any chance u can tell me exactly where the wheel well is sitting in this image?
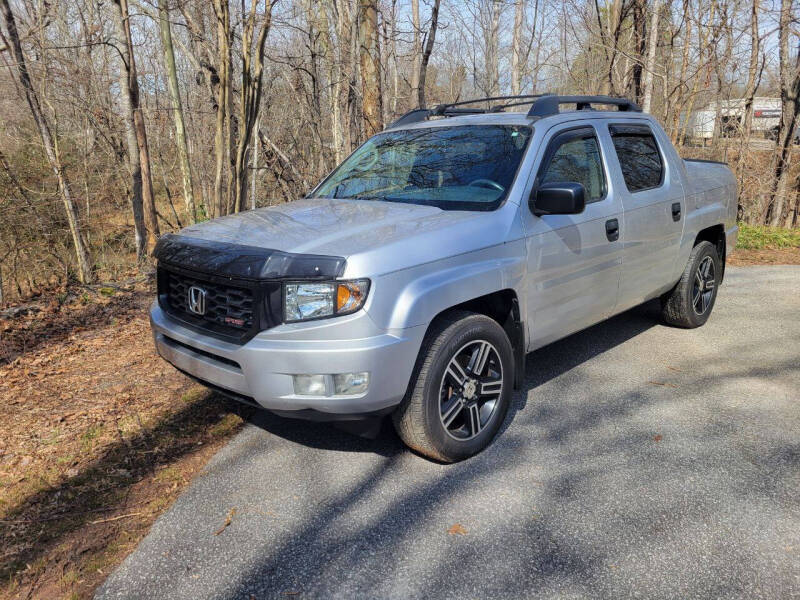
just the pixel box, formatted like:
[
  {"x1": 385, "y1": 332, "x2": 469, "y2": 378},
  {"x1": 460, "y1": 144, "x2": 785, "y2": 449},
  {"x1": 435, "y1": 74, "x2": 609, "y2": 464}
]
[
  {"x1": 694, "y1": 224, "x2": 726, "y2": 280},
  {"x1": 429, "y1": 289, "x2": 525, "y2": 389}
]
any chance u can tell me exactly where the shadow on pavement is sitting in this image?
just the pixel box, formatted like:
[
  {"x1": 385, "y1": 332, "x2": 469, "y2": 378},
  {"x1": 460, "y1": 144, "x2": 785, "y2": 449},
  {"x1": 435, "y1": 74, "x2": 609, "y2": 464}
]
[{"x1": 246, "y1": 299, "x2": 664, "y2": 452}]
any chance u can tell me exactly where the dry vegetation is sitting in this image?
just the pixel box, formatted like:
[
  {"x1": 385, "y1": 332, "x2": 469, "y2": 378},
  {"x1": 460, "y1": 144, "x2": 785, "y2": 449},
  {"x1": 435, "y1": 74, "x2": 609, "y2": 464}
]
[
  {"x1": 0, "y1": 0, "x2": 799, "y2": 304},
  {"x1": 0, "y1": 282, "x2": 252, "y2": 599}
]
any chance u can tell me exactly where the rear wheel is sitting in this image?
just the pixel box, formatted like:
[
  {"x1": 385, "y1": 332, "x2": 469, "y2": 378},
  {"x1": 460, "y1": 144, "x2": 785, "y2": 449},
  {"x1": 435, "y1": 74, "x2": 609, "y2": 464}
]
[
  {"x1": 392, "y1": 311, "x2": 513, "y2": 462},
  {"x1": 661, "y1": 241, "x2": 721, "y2": 328}
]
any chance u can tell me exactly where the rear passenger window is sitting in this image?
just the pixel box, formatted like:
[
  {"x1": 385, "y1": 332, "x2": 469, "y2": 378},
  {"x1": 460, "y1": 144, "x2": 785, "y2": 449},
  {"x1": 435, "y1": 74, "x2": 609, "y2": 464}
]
[
  {"x1": 609, "y1": 125, "x2": 664, "y2": 192},
  {"x1": 539, "y1": 128, "x2": 606, "y2": 202}
]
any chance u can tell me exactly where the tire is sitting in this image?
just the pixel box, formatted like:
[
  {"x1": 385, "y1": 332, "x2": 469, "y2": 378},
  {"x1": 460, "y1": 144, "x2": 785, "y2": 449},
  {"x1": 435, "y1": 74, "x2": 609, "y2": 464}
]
[
  {"x1": 392, "y1": 311, "x2": 514, "y2": 463},
  {"x1": 661, "y1": 241, "x2": 721, "y2": 328}
]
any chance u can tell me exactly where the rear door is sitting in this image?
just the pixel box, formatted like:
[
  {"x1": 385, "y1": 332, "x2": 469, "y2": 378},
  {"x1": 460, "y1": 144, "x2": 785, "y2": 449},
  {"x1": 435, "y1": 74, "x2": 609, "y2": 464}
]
[
  {"x1": 604, "y1": 121, "x2": 686, "y2": 311},
  {"x1": 520, "y1": 121, "x2": 624, "y2": 350}
]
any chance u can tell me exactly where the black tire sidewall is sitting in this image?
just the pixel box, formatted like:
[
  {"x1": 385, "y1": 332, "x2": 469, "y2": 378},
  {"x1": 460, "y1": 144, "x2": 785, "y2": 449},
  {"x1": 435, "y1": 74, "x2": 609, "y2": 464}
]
[
  {"x1": 421, "y1": 317, "x2": 514, "y2": 462},
  {"x1": 683, "y1": 242, "x2": 721, "y2": 327}
]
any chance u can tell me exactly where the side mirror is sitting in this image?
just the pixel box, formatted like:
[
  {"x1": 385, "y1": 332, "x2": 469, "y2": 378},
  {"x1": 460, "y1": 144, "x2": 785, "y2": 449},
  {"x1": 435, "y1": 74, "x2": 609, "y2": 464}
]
[{"x1": 530, "y1": 182, "x2": 586, "y2": 216}]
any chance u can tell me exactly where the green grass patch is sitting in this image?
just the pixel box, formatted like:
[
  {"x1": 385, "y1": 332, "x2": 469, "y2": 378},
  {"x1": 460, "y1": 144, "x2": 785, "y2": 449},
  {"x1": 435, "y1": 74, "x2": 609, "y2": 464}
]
[
  {"x1": 209, "y1": 413, "x2": 244, "y2": 438},
  {"x1": 736, "y1": 224, "x2": 800, "y2": 250},
  {"x1": 80, "y1": 424, "x2": 105, "y2": 452}
]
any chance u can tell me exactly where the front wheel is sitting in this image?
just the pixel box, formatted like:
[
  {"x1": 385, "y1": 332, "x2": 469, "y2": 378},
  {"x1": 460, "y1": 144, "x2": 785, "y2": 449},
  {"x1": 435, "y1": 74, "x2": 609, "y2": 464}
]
[
  {"x1": 392, "y1": 311, "x2": 514, "y2": 462},
  {"x1": 661, "y1": 241, "x2": 721, "y2": 328}
]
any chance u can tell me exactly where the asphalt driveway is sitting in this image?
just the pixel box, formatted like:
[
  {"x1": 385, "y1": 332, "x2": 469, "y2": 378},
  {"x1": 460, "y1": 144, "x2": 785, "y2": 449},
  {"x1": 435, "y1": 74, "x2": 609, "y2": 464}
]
[{"x1": 96, "y1": 266, "x2": 800, "y2": 600}]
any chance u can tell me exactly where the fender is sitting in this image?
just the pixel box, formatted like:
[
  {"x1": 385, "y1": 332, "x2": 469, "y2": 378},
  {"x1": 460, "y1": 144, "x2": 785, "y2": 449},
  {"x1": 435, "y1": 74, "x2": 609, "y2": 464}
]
[{"x1": 367, "y1": 240, "x2": 527, "y2": 331}]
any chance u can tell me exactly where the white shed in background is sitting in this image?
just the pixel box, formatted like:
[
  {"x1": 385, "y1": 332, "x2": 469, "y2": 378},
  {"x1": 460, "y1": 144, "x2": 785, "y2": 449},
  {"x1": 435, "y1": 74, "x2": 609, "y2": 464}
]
[{"x1": 683, "y1": 98, "x2": 782, "y2": 141}]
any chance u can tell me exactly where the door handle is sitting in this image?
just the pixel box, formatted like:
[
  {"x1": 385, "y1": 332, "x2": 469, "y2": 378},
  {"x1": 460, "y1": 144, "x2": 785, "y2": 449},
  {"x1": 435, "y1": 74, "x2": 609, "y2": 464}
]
[
  {"x1": 605, "y1": 218, "x2": 619, "y2": 242},
  {"x1": 672, "y1": 202, "x2": 682, "y2": 221}
]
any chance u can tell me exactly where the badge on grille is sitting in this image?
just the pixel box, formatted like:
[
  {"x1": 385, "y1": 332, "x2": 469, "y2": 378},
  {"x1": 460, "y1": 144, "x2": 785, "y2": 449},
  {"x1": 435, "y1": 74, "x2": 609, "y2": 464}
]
[{"x1": 187, "y1": 286, "x2": 207, "y2": 315}]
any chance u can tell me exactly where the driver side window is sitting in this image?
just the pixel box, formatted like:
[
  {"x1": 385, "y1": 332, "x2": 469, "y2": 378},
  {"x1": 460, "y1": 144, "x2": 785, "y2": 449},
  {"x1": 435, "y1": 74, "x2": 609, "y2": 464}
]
[{"x1": 539, "y1": 128, "x2": 606, "y2": 202}]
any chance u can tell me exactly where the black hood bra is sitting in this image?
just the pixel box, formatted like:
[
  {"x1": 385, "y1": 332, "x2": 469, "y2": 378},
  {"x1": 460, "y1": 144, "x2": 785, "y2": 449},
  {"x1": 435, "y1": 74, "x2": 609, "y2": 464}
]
[{"x1": 153, "y1": 234, "x2": 347, "y2": 280}]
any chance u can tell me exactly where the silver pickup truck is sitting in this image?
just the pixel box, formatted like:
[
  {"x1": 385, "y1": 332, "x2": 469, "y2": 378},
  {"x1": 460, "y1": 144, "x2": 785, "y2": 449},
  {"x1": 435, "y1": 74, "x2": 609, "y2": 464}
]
[{"x1": 150, "y1": 95, "x2": 737, "y2": 462}]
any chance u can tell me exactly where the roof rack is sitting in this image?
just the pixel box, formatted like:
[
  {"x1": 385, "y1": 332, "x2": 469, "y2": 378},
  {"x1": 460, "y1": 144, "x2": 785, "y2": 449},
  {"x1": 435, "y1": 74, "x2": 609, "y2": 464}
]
[
  {"x1": 527, "y1": 95, "x2": 642, "y2": 117},
  {"x1": 385, "y1": 94, "x2": 641, "y2": 129},
  {"x1": 386, "y1": 95, "x2": 550, "y2": 129}
]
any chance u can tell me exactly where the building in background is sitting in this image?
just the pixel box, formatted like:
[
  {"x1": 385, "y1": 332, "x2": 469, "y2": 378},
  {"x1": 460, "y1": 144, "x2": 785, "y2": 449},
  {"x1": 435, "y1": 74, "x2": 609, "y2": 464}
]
[{"x1": 684, "y1": 98, "x2": 784, "y2": 143}]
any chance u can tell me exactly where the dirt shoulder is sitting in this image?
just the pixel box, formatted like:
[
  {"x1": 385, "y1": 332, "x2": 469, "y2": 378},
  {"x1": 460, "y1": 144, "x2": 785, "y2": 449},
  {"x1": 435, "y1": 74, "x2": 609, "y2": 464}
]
[
  {"x1": 727, "y1": 246, "x2": 800, "y2": 266},
  {"x1": 0, "y1": 283, "x2": 252, "y2": 599}
]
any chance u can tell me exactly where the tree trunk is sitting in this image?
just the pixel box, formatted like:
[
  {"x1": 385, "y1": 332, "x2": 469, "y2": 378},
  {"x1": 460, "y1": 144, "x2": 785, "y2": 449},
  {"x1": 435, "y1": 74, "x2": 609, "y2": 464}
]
[
  {"x1": 484, "y1": 0, "x2": 501, "y2": 97},
  {"x1": 765, "y1": 0, "x2": 800, "y2": 226},
  {"x1": 114, "y1": 0, "x2": 159, "y2": 246},
  {"x1": 212, "y1": 0, "x2": 232, "y2": 217},
  {"x1": 641, "y1": 0, "x2": 659, "y2": 113},
  {"x1": 631, "y1": 0, "x2": 646, "y2": 104},
  {"x1": 158, "y1": 0, "x2": 199, "y2": 222},
  {"x1": 736, "y1": 0, "x2": 760, "y2": 217},
  {"x1": 233, "y1": 0, "x2": 274, "y2": 214},
  {"x1": 417, "y1": 0, "x2": 441, "y2": 108},
  {"x1": 359, "y1": 0, "x2": 383, "y2": 136},
  {"x1": 111, "y1": 0, "x2": 148, "y2": 259},
  {"x1": 0, "y1": 0, "x2": 93, "y2": 283},
  {"x1": 670, "y1": 0, "x2": 691, "y2": 144},
  {"x1": 251, "y1": 112, "x2": 260, "y2": 211},
  {"x1": 389, "y1": 0, "x2": 399, "y2": 115},
  {"x1": 411, "y1": 0, "x2": 421, "y2": 107},
  {"x1": 511, "y1": 0, "x2": 525, "y2": 96},
  {"x1": 605, "y1": 0, "x2": 622, "y2": 95}
]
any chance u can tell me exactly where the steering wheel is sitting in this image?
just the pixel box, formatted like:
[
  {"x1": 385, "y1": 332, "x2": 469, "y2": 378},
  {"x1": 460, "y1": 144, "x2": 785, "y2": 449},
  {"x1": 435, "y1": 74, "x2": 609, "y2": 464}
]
[{"x1": 468, "y1": 178, "x2": 505, "y2": 192}]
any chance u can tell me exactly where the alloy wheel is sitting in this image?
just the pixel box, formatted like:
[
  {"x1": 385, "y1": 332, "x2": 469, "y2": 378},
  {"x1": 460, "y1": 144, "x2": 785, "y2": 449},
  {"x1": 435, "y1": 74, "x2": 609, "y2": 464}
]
[
  {"x1": 438, "y1": 340, "x2": 503, "y2": 441},
  {"x1": 692, "y1": 255, "x2": 716, "y2": 315}
]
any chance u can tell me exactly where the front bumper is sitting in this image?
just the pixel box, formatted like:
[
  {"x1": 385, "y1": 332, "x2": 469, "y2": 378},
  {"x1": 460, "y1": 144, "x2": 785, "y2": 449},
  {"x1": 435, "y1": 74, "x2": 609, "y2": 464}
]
[{"x1": 150, "y1": 303, "x2": 425, "y2": 419}]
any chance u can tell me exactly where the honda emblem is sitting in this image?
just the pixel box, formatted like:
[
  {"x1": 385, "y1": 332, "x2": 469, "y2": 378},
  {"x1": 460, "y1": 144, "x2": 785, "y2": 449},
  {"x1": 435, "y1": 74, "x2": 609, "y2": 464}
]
[{"x1": 187, "y1": 286, "x2": 207, "y2": 315}]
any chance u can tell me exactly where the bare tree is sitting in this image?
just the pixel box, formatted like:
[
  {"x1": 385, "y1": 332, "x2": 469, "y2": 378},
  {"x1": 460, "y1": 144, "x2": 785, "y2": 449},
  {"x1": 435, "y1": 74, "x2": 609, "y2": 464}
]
[
  {"x1": 359, "y1": 0, "x2": 383, "y2": 136},
  {"x1": 411, "y1": 0, "x2": 421, "y2": 105},
  {"x1": 212, "y1": 0, "x2": 233, "y2": 217},
  {"x1": 112, "y1": 0, "x2": 148, "y2": 258},
  {"x1": 765, "y1": 0, "x2": 800, "y2": 226},
  {"x1": 418, "y1": 0, "x2": 441, "y2": 108},
  {"x1": 736, "y1": 0, "x2": 761, "y2": 207},
  {"x1": 0, "y1": 0, "x2": 93, "y2": 282},
  {"x1": 484, "y1": 0, "x2": 502, "y2": 97},
  {"x1": 641, "y1": 0, "x2": 659, "y2": 113},
  {"x1": 511, "y1": 0, "x2": 526, "y2": 96},
  {"x1": 233, "y1": 0, "x2": 276, "y2": 213},
  {"x1": 112, "y1": 0, "x2": 159, "y2": 247},
  {"x1": 158, "y1": 0, "x2": 199, "y2": 222}
]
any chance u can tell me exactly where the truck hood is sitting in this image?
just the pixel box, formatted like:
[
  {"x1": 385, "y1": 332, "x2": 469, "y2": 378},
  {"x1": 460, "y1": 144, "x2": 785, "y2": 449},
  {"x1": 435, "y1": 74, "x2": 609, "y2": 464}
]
[{"x1": 173, "y1": 198, "x2": 494, "y2": 274}]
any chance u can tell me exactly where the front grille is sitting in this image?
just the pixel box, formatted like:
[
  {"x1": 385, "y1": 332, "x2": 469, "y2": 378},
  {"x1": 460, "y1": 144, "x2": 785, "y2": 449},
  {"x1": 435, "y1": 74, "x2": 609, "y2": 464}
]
[
  {"x1": 167, "y1": 272, "x2": 254, "y2": 330},
  {"x1": 157, "y1": 266, "x2": 282, "y2": 343}
]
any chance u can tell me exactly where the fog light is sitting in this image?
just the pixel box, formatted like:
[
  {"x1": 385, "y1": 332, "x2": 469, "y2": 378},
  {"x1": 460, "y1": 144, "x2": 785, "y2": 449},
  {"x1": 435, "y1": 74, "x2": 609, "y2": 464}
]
[
  {"x1": 333, "y1": 372, "x2": 369, "y2": 395},
  {"x1": 293, "y1": 374, "x2": 326, "y2": 396}
]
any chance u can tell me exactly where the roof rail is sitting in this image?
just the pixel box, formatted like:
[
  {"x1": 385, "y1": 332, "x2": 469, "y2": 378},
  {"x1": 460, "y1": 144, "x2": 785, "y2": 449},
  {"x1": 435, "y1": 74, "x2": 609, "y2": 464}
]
[
  {"x1": 384, "y1": 94, "x2": 642, "y2": 130},
  {"x1": 528, "y1": 95, "x2": 642, "y2": 118},
  {"x1": 385, "y1": 94, "x2": 551, "y2": 129},
  {"x1": 431, "y1": 94, "x2": 548, "y2": 115}
]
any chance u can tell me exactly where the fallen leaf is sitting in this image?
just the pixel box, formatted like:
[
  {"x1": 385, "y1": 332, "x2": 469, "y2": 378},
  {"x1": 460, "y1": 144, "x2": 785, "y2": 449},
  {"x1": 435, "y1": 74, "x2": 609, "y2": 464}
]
[
  {"x1": 648, "y1": 381, "x2": 679, "y2": 388},
  {"x1": 653, "y1": 434, "x2": 663, "y2": 442},
  {"x1": 448, "y1": 523, "x2": 468, "y2": 535},
  {"x1": 214, "y1": 508, "x2": 237, "y2": 536}
]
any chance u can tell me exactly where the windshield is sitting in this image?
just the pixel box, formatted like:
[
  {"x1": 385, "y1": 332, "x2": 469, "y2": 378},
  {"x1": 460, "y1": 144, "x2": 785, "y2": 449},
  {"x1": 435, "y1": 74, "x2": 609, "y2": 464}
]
[{"x1": 313, "y1": 125, "x2": 532, "y2": 211}]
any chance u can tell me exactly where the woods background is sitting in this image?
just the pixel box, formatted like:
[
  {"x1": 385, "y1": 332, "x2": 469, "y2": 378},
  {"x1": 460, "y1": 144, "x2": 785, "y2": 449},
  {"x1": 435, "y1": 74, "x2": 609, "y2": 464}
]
[{"x1": 0, "y1": 0, "x2": 798, "y2": 303}]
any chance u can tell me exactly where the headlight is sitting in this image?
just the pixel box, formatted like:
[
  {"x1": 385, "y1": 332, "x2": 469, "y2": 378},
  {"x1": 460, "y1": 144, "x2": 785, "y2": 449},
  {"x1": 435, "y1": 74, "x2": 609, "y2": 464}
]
[{"x1": 284, "y1": 279, "x2": 370, "y2": 322}]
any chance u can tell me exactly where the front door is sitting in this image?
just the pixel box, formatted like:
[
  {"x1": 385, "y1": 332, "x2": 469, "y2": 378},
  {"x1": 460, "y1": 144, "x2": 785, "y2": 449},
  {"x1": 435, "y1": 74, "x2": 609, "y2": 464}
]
[{"x1": 520, "y1": 122, "x2": 624, "y2": 350}]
